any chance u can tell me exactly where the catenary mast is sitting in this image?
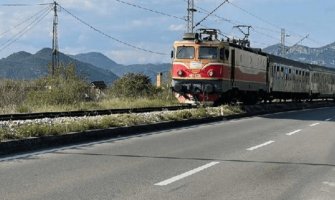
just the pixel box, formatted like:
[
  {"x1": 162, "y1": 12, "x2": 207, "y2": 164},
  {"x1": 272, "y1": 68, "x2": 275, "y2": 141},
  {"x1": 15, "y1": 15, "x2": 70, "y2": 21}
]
[
  {"x1": 187, "y1": 0, "x2": 196, "y2": 33},
  {"x1": 52, "y1": 1, "x2": 59, "y2": 76}
]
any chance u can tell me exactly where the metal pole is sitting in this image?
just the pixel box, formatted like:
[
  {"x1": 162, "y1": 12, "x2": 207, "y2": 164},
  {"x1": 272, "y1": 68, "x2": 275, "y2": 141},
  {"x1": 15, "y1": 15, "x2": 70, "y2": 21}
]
[
  {"x1": 187, "y1": 0, "x2": 196, "y2": 33},
  {"x1": 52, "y1": 1, "x2": 59, "y2": 76}
]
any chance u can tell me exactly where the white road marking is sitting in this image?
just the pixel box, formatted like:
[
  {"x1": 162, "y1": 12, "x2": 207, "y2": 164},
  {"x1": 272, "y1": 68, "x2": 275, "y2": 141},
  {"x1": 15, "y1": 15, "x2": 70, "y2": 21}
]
[
  {"x1": 325, "y1": 118, "x2": 332, "y2": 121},
  {"x1": 323, "y1": 182, "x2": 335, "y2": 187},
  {"x1": 154, "y1": 162, "x2": 220, "y2": 186},
  {"x1": 309, "y1": 123, "x2": 320, "y2": 127},
  {"x1": 247, "y1": 140, "x2": 275, "y2": 151},
  {"x1": 286, "y1": 129, "x2": 302, "y2": 136}
]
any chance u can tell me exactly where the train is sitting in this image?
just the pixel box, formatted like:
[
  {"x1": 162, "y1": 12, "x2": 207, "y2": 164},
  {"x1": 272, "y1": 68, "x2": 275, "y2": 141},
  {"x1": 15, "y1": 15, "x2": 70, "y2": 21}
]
[{"x1": 171, "y1": 29, "x2": 335, "y2": 105}]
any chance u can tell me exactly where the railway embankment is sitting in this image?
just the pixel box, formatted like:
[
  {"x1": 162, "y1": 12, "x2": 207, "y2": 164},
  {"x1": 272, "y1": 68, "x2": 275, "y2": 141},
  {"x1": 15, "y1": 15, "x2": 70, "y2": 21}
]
[{"x1": 0, "y1": 101, "x2": 334, "y2": 156}]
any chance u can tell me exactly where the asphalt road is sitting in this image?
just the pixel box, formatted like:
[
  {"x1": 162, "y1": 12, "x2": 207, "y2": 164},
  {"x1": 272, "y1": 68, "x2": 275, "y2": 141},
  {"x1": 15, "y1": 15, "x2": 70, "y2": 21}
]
[{"x1": 1, "y1": 107, "x2": 335, "y2": 200}]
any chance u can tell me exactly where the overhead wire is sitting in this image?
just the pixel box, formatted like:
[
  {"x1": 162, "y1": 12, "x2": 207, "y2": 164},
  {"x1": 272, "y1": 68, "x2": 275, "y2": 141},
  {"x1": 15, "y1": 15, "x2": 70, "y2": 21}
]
[
  {"x1": 0, "y1": 3, "x2": 51, "y2": 6},
  {"x1": 193, "y1": 0, "x2": 228, "y2": 28},
  {"x1": 58, "y1": 4, "x2": 168, "y2": 56},
  {"x1": 226, "y1": 0, "x2": 322, "y2": 46},
  {"x1": 0, "y1": 6, "x2": 52, "y2": 52},
  {"x1": 0, "y1": 5, "x2": 52, "y2": 38},
  {"x1": 192, "y1": 1, "x2": 281, "y2": 44},
  {"x1": 114, "y1": 0, "x2": 186, "y2": 21}
]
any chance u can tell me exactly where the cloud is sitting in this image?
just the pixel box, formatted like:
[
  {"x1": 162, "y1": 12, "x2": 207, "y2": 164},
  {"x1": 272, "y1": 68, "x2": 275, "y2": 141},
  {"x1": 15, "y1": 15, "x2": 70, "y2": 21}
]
[
  {"x1": 107, "y1": 49, "x2": 170, "y2": 65},
  {"x1": 169, "y1": 24, "x2": 185, "y2": 32}
]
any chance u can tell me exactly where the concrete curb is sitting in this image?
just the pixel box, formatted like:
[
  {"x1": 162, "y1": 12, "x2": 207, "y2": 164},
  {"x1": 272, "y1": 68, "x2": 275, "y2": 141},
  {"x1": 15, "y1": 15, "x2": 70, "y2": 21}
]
[{"x1": 1, "y1": 102, "x2": 334, "y2": 156}]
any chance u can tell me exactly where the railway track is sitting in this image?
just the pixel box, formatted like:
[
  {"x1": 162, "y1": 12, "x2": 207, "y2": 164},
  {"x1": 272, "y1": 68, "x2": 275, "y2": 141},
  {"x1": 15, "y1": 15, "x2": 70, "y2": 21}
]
[
  {"x1": 1, "y1": 100, "x2": 333, "y2": 122},
  {"x1": 0, "y1": 105, "x2": 193, "y2": 121}
]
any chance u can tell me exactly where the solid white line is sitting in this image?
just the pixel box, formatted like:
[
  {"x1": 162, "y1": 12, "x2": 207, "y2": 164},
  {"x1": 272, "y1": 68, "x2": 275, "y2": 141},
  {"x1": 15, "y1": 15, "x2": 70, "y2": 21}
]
[
  {"x1": 325, "y1": 118, "x2": 332, "y2": 121},
  {"x1": 286, "y1": 129, "x2": 302, "y2": 136},
  {"x1": 309, "y1": 123, "x2": 320, "y2": 127},
  {"x1": 247, "y1": 140, "x2": 275, "y2": 151},
  {"x1": 154, "y1": 162, "x2": 220, "y2": 186}
]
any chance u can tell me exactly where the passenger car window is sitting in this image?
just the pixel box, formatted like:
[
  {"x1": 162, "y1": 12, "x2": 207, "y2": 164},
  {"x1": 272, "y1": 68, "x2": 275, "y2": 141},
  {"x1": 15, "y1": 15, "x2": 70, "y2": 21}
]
[{"x1": 176, "y1": 46, "x2": 195, "y2": 59}]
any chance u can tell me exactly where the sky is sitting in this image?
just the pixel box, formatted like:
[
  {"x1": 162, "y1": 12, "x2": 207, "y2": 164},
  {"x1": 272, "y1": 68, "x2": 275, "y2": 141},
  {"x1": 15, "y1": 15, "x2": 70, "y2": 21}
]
[{"x1": 0, "y1": 0, "x2": 334, "y2": 65}]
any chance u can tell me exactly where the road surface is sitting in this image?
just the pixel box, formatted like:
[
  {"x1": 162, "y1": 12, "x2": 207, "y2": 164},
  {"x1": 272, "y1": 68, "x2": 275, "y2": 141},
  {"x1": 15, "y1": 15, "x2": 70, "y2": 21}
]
[{"x1": 1, "y1": 107, "x2": 335, "y2": 200}]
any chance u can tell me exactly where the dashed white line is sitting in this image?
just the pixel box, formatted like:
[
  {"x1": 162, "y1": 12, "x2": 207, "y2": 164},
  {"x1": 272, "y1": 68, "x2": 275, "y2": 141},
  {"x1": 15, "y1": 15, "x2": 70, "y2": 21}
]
[
  {"x1": 323, "y1": 181, "x2": 335, "y2": 187},
  {"x1": 247, "y1": 140, "x2": 275, "y2": 151},
  {"x1": 309, "y1": 123, "x2": 320, "y2": 127},
  {"x1": 154, "y1": 161, "x2": 220, "y2": 186},
  {"x1": 286, "y1": 129, "x2": 302, "y2": 136}
]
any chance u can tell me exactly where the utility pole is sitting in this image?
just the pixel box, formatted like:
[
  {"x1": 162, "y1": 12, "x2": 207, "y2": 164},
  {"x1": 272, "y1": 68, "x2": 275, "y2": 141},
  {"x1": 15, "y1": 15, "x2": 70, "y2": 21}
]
[
  {"x1": 187, "y1": 0, "x2": 196, "y2": 33},
  {"x1": 52, "y1": 1, "x2": 59, "y2": 76},
  {"x1": 281, "y1": 28, "x2": 289, "y2": 57}
]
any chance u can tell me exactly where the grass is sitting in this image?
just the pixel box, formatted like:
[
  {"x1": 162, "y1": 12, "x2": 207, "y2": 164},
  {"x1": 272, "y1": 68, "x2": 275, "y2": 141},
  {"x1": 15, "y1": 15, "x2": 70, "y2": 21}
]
[
  {"x1": 0, "y1": 106, "x2": 243, "y2": 142},
  {"x1": 0, "y1": 73, "x2": 243, "y2": 142}
]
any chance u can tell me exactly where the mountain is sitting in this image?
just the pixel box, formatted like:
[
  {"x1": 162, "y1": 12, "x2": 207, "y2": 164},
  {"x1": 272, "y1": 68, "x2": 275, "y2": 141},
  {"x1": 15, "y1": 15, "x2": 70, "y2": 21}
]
[
  {"x1": 0, "y1": 48, "x2": 118, "y2": 84},
  {"x1": 72, "y1": 52, "x2": 171, "y2": 82},
  {"x1": 71, "y1": 52, "x2": 120, "y2": 71},
  {"x1": 263, "y1": 43, "x2": 335, "y2": 68},
  {"x1": 8, "y1": 41, "x2": 335, "y2": 85}
]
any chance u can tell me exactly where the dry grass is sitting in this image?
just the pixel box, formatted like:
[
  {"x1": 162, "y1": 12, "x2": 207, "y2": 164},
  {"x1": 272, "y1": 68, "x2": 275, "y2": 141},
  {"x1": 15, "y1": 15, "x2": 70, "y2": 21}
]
[{"x1": 0, "y1": 106, "x2": 243, "y2": 142}]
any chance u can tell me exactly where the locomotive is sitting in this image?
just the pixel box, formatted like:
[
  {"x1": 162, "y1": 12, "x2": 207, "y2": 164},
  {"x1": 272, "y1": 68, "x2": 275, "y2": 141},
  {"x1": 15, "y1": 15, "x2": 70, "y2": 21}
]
[{"x1": 171, "y1": 29, "x2": 335, "y2": 105}]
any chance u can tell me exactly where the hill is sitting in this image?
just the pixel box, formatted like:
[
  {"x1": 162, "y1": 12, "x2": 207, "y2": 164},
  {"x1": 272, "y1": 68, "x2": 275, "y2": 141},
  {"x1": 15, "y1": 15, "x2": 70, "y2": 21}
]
[
  {"x1": 0, "y1": 48, "x2": 119, "y2": 84},
  {"x1": 71, "y1": 52, "x2": 170, "y2": 82},
  {"x1": 263, "y1": 42, "x2": 335, "y2": 68}
]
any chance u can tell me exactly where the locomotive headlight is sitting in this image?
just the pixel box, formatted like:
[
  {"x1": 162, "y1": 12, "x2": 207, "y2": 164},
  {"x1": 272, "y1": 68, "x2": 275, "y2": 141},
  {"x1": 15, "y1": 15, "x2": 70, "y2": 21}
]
[
  {"x1": 177, "y1": 70, "x2": 184, "y2": 77},
  {"x1": 208, "y1": 70, "x2": 214, "y2": 77}
]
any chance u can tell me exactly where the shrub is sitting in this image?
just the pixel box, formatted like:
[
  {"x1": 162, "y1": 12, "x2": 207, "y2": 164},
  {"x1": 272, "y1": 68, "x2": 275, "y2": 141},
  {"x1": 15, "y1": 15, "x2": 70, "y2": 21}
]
[
  {"x1": 109, "y1": 73, "x2": 155, "y2": 98},
  {"x1": 0, "y1": 79, "x2": 33, "y2": 108},
  {"x1": 26, "y1": 63, "x2": 91, "y2": 106}
]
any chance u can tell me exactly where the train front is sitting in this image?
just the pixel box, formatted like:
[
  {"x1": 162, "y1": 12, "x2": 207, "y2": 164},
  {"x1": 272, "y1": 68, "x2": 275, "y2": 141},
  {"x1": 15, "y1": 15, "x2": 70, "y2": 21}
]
[{"x1": 171, "y1": 29, "x2": 229, "y2": 105}]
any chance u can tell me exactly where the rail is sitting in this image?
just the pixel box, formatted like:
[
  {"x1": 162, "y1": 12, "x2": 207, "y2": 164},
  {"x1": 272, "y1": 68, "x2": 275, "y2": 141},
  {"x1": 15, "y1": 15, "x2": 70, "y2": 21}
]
[{"x1": 0, "y1": 105, "x2": 193, "y2": 121}]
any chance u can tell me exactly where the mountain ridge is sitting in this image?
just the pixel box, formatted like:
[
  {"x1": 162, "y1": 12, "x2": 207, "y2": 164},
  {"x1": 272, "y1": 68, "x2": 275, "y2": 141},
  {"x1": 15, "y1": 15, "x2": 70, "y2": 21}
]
[
  {"x1": 1, "y1": 42, "x2": 335, "y2": 83},
  {"x1": 0, "y1": 48, "x2": 119, "y2": 84}
]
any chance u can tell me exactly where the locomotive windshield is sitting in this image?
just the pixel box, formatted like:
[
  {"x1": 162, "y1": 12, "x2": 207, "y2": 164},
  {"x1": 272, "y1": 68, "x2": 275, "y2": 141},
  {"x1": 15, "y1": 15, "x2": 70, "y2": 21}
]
[
  {"x1": 199, "y1": 47, "x2": 218, "y2": 59},
  {"x1": 176, "y1": 46, "x2": 194, "y2": 59}
]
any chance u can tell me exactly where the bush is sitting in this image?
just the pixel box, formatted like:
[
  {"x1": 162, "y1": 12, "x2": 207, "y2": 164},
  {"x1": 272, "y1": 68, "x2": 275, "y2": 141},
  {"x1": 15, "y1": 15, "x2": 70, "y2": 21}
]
[
  {"x1": 109, "y1": 73, "x2": 155, "y2": 98},
  {"x1": 26, "y1": 63, "x2": 91, "y2": 106},
  {"x1": 0, "y1": 79, "x2": 33, "y2": 108}
]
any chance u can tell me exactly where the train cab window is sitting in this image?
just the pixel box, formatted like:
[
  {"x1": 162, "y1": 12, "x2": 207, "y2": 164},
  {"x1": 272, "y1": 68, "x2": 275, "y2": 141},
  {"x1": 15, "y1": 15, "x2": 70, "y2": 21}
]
[
  {"x1": 176, "y1": 46, "x2": 195, "y2": 59},
  {"x1": 220, "y1": 48, "x2": 230, "y2": 60},
  {"x1": 289, "y1": 69, "x2": 292, "y2": 74},
  {"x1": 199, "y1": 47, "x2": 218, "y2": 59}
]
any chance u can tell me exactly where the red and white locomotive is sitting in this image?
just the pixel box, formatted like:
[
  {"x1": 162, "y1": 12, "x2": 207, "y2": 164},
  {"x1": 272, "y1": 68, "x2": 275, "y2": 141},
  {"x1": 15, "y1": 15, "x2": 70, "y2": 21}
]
[{"x1": 171, "y1": 29, "x2": 335, "y2": 105}]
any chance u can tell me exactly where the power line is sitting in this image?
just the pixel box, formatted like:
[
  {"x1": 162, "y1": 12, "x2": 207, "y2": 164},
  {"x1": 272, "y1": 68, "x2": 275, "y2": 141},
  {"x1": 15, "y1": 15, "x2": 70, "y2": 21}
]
[
  {"x1": 0, "y1": 5, "x2": 51, "y2": 38},
  {"x1": 226, "y1": 0, "x2": 323, "y2": 46},
  {"x1": 58, "y1": 4, "x2": 168, "y2": 56},
  {"x1": 114, "y1": 0, "x2": 186, "y2": 21},
  {"x1": 190, "y1": 1, "x2": 281, "y2": 44},
  {"x1": 227, "y1": 1, "x2": 280, "y2": 30},
  {"x1": 0, "y1": 7, "x2": 52, "y2": 52},
  {"x1": 0, "y1": 3, "x2": 51, "y2": 6},
  {"x1": 193, "y1": 0, "x2": 228, "y2": 28}
]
